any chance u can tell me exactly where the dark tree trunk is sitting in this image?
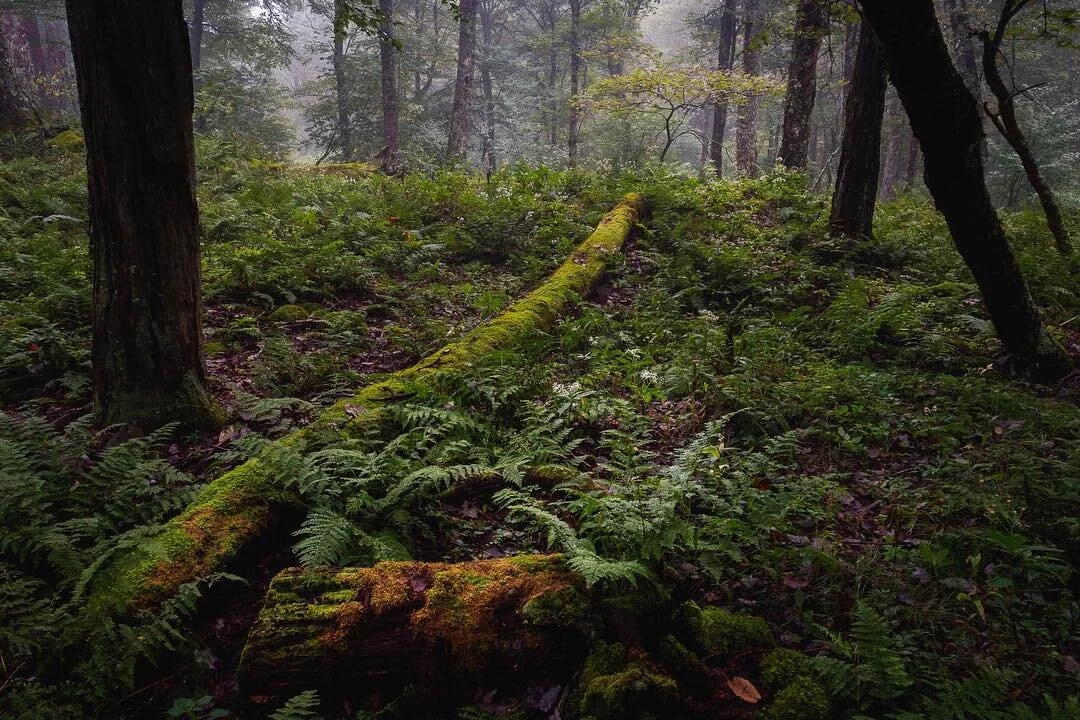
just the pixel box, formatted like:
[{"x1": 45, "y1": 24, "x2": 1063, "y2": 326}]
[
  {"x1": 65, "y1": 0, "x2": 219, "y2": 429},
  {"x1": 710, "y1": 0, "x2": 737, "y2": 177},
  {"x1": 480, "y1": 2, "x2": 497, "y2": 176},
  {"x1": 332, "y1": 0, "x2": 351, "y2": 161},
  {"x1": 903, "y1": 131, "x2": 919, "y2": 190},
  {"x1": 829, "y1": 20, "x2": 887, "y2": 239},
  {"x1": 979, "y1": 20, "x2": 1071, "y2": 256},
  {"x1": 735, "y1": 0, "x2": 760, "y2": 177},
  {"x1": 861, "y1": 0, "x2": 1070, "y2": 380},
  {"x1": 0, "y1": 32, "x2": 27, "y2": 130},
  {"x1": 379, "y1": 0, "x2": 400, "y2": 174},
  {"x1": 779, "y1": 0, "x2": 827, "y2": 170},
  {"x1": 567, "y1": 0, "x2": 581, "y2": 167},
  {"x1": 448, "y1": 0, "x2": 478, "y2": 162},
  {"x1": 190, "y1": 0, "x2": 205, "y2": 71}
]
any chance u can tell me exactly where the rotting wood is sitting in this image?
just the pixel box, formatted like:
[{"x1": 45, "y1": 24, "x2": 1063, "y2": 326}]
[{"x1": 78, "y1": 194, "x2": 646, "y2": 622}]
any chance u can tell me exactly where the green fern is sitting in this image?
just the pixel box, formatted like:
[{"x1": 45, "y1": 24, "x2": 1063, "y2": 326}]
[{"x1": 269, "y1": 689, "x2": 322, "y2": 720}]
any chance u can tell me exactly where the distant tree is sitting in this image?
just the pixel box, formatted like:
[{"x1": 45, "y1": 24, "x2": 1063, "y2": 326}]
[
  {"x1": 66, "y1": 0, "x2": 220, "y2": 429},
  {"x1": 333, "y1": 0, "x2": 353, "y2": 159},
  {"x1": 567, "y1": 0, "x2": 582, "y2": 166},
  {"x1": 0, "y1": 27, "x2": 28, "y2": 129},
  {"x1": 379, "y1": 0, "x2": 400, "y2": 172},
  {"x1": 584, "y1": 59, "x2": 777, "y2": 163},
  {"x1": 979, "y1": 0, "x2": 1071, "y2": 256},
  {"x1": 709, "y1": 0, "x2": 737, "y2": 176},
  {"x1": 861, "y1": 0, "x2": 1071, "y2": 380},
  {"x1": 734, "y1": 0, "x2": 760, "y2": 177},
  {"x1": 778, "y1": 0, "x2": 828, "y2": 170},
  {"x1": 829, "y1": 18, "x2": 886, "y2": 239},
  {"x1": 448, "y1": 0, "x2": 478, "y2": 162}
]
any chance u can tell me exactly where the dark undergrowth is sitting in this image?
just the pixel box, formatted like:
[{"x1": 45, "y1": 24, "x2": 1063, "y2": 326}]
[{"x1": 1, "y1": 136, "x2": 1078, "y2": 719}]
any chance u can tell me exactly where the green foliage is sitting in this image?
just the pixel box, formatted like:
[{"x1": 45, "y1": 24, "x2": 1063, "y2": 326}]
[{"x1": 269, "y1": 689, "x2": 322, "y2": 720}]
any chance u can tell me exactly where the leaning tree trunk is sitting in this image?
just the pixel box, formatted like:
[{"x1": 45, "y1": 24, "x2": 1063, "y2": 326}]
[
  {"x1": 861, "y1": 0, "x2": 1071, "y2": 380},
  {"x1": 779, "y1": 0, "x2": 827, "y2": 170},
  {"x1": 735, "y1": 0, "x2": 760, "y2": 178},
  {"x1": 979, "y1": 31, "x2": 1071, "y2": 256},
  {"x1": 448, "y1": 0, "x2": 479, "y2": 163},
  {"x1": 710, "y1": 0, "x2": 737, "y2": 177},
  {"x1": 946, "y1": 0, "x2": 980, "y2": 99},
  {"x1": 65, "y1": 0, "x2": 219, "y2": 429},
  {"x1": 480, "y1": 1, "x2": 497, "y2": 176},
  {"x1": 379, "y1": 0, "x2": 400, "y2": 174},
  {"x1": 239, "y1": 556, "x2": 589, "y2": 702},
  {"x1": 332, "y1": 0, "x2": 352, "y2": 161},
  {"x1": 829, "y1": 19, "x2": 887, "y2": 239},
  {"x1": 567, "y1": 0, "x2": 581, "y2": 167}
]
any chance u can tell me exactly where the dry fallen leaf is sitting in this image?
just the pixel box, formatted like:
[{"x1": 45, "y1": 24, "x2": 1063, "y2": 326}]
[{"x1": 727, "y1": 676, "x2": 761, "y2": 703}]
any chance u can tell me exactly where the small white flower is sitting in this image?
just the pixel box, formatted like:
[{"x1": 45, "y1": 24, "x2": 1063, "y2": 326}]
[{"x1": 639, "y1": 368, "x2": 659, "y2": 383}]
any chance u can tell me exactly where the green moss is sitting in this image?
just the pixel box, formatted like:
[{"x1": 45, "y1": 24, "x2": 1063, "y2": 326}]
[
  {"x1": 582, "y1": 664, "x2": 677, "y2": 719},
  {"x1": 678, "y1": 602, "x2": 773, "y2": 656},
  {"x1": 655, "y1": 634, "x2": 707, "y2": 683},
  {"x1": 762, "y1": 675, "x2": 829, "y2": 720},
  {"x1": 267, "y1": 304, "x2": 310, "y2": 322},
  {"x1": 521, "y1": 584, "x2": 592, "y2": 628},
  {"x1": 760, "y1": 648, "x2": 811, "y2": 692}
]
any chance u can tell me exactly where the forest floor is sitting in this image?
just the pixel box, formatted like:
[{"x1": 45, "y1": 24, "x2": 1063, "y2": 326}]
[{"x1": 1, "y1": 134, "x2": 1079, "y2": 719}]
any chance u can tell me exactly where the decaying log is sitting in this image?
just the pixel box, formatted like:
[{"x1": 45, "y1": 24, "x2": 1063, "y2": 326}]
[
  {"x1": 239, "y1": 555, "x2": 590, "y2": 700},
  {"x1": 78, "y1": 194, "x2": 645, "y2": 623}
]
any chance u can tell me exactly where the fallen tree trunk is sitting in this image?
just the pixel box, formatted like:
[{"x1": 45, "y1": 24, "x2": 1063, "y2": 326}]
[
  {"x1": 79, "y1": 194, "x2": 645, "y2": 622},
  {"x1": 239, "y1": 555, "x2": 590, "y2": 702}
]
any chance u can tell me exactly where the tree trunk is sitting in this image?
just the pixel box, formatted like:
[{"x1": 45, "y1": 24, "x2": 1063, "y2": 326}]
[
  {"x1": 861, "y1": 0, "x2": 1070, "y2": 380},
  {"x1": 829, "y1": 20, "x2": 887, "y2": 239},
  {"x1": 779, "y1": 0, "x2": 827, "y2": 170},
  {"x1": 190, "y1": 0, "x2": 204, "y2": 72},
  {"x1": 735, "y1": 0, "x2": 760, "y2": 178},
  {"x1": 239, "y1": 556, "x2": 589, "y2": 702},
  {"x1": 946, "y1": 0, "x2": 980, "y2": 98},
  {"x1": 710, "y1": 0, "x2": 737, "y2": 177},
  {"x1": 879, "y1": 92, "x2": 905, "y2": 200},
  {"x1": 567, "y1": 0, "x2": 581, "y2": 167},
  {"x1": 379, "y1": 0, "x2": 400, "y2": 174},
  {"x1": 480, "y1": 2, "x2": 497, "y2": 176},
  {"x1": 65, "y1": 0, "x2": 219, "y2": 429},
  {"x1": 448, "y1": 0, "x2": 478, "y2": 163},
  {"x1": 980, "y1": 30, "x2": 1071, "y2": 256},
  {"x1": 332, "y1": 0, "x2": 351, "y2": 161},
  {"x1": 0, "y1": 31, "x2": 27, "y2": 131}
]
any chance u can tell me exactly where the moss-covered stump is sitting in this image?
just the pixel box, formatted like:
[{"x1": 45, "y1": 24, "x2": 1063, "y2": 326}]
[
  {"x1": 77, "y1": 194, "x2": 644, "y2": 623},
  {"x1": 238, "y1": 555, "x2": 591, "y2": 702}
]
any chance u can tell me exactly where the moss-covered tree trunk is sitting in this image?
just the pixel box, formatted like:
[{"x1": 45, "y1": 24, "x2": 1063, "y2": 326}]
[
  {"x1": 66, "y1": 0, "x2": 218, "y2": 431},
  {"x1": 861, "y1": 0, "x2": 1071, "y2": 380},
  {"x1": 828, "y1": 19, "x2": 887, "y2": 239},
  {"x1": 778, "y1": 0, "x2": 827, "y2": 170},
  {"x1": 331, "y1": 0, "x2": 352, "y2": 161},
  {"x1": 79, "y1": 195, "x2": 645, "y2": 624},
  {"x1": 239, "y1": 556, "x2": 589, "y2": 702}
]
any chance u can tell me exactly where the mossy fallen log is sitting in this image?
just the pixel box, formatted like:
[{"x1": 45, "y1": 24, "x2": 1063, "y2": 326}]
[
  {"x1": 79, "y1": 194, "x2": 645, "y2": 621},
  {"x1": 238, "y1": 554, "x2": 590, "y2": 701}
]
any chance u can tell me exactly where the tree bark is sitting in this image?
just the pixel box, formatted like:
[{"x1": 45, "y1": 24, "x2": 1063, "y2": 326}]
[
  {"x1": 448, "y1": 0, "x2": 479, "y2": 163},
  {"x1": 946, "y1": 0, "x2": 980, "y2": 98},
  {"x1": 829, "y1": 19, "x2": 887, "y2": 239},
  {"x1": 0, "y1": 31, "x2": 27, "y2": 130},
  {"x1": 710, "y1": 0, "x2": 737, "y2": 177},
  {"x1": 879, "y1": 92, "x2": 905, "y2": 200},
  {"x1": 979, "y1": 21, "x2": 1071, "y2": 256},
  {"x1": 735, "y1": 0, "x2": 760, "y2": 178},
  {"x1": 239, "y1": 557, "x2": 589, "y2": 701},
  {"x1": 190, "y1": 0, "x2": 205, "y2": 72},
  {"x1": 779, "y1": 0, "x2": 827, "y2": 170},
  {"x1": 332, "y1": 0, "x2": 351, "y2": 161},
  {"x1": 65, "y1": 0, "x2": 219, "y2": 429},
  {"x1": 379, "y1": 0, "x2": 400, "y2": 174},
  {"x1": 861, "y1": 0, "x2": 1070, "y2": 380},
  {"x1": 480, "y1": 1, "x2": 497, "y2": 176},
  {"x1": 567, "y1": 0, "x2": 581, "y2": 167}
]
